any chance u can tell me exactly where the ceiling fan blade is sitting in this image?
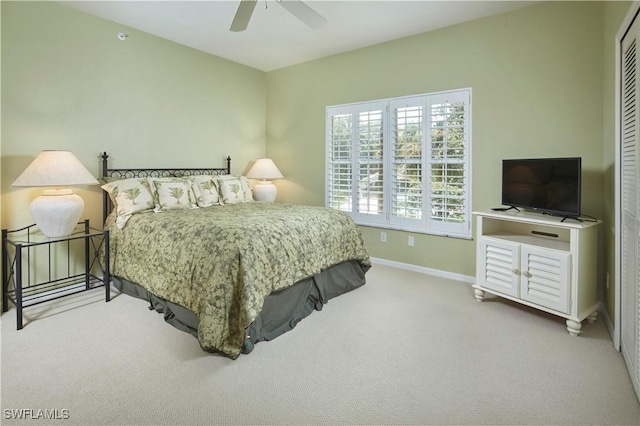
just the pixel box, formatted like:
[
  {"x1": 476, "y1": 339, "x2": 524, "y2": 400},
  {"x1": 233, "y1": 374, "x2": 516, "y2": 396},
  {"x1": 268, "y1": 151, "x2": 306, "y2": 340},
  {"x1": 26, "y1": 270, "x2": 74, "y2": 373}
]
[
  {"x1": 230, "y1": 0, "x2": 258, "y2": 32},
  {"x1": 277, "y1": 0, "x2": 326, "y2": 30}
]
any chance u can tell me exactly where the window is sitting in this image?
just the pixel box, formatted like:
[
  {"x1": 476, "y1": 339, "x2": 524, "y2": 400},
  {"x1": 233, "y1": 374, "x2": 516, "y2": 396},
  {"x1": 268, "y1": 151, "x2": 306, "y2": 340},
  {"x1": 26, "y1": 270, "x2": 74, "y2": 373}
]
[{"x1": 326, "y1": 89, "x2": 471, "y2": 238}]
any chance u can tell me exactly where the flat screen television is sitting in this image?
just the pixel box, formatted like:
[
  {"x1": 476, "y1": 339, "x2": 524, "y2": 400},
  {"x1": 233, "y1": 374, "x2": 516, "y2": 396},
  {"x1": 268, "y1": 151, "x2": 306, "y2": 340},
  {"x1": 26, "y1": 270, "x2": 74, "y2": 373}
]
[{"x1": 501, "y1": 157, "x2": 582, "y2": 218}]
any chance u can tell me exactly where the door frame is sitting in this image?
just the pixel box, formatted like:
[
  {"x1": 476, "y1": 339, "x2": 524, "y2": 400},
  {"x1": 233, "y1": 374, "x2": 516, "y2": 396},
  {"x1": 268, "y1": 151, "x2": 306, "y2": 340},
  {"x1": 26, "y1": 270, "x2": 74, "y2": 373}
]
[{"x1": 615, "y1": 0, "x2": 640, "y2": 352}]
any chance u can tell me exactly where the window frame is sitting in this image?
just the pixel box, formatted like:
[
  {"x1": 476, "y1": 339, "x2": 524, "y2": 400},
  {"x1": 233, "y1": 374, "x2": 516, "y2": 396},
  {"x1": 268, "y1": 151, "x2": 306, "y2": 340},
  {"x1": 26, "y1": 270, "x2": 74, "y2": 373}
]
[{"x1": 326, "y1": 88, "x2": 472, "y2": 239}]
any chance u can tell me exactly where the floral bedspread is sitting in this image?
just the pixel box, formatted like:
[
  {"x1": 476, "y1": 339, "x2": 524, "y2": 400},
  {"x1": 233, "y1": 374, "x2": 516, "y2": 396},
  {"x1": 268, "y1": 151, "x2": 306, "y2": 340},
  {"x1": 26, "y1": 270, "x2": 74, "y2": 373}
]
[{"x1": 106, "y1": 202, "x2": 371, "y2": 358}]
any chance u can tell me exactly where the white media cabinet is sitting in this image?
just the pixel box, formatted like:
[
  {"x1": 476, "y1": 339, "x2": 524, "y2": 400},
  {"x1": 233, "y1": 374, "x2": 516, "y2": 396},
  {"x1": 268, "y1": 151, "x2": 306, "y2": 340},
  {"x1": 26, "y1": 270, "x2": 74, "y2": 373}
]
[{"x1": 473, "y1": 210, "x2": 601, "y2": 336}]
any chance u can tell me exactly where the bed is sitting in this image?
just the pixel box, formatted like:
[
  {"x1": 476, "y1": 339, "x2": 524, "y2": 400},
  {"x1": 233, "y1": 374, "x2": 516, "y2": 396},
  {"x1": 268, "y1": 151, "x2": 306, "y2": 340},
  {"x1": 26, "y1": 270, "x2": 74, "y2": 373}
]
[{"x1": 100, "y1": 153, "x2": 371, "y2": 359}]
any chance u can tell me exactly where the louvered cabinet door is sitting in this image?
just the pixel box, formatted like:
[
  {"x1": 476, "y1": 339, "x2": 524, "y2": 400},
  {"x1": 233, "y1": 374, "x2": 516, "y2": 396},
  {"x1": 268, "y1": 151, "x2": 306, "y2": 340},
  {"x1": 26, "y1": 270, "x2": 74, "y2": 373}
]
[
  {"x1": 519, "y1": 246, "x2": 570, "y2": 314},
  {"x1": 478, "y1": 237, "x2": 520, "y2": 298}
]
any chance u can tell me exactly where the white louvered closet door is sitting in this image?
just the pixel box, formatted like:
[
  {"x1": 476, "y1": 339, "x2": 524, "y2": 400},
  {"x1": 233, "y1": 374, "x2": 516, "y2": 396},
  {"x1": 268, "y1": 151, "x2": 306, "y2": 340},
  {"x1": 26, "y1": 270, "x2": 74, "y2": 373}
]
[{"x1": 621, "y1": 14, "x2": 640, "y2": 403}]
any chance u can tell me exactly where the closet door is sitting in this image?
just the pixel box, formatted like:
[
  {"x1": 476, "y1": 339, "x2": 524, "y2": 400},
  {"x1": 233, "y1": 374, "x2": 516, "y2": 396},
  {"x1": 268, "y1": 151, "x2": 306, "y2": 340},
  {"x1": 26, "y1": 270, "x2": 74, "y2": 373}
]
[{"x1": 621, "y1": 14, "x2": 640, "y2": 402}]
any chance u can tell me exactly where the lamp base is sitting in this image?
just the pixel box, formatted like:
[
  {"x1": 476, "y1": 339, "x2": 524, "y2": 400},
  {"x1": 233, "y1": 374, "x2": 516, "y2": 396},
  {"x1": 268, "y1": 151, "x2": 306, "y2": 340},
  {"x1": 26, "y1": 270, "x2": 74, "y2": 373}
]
[
  {"x1": 252, "y1": 181, "x2": 277, "y2": 202},
  {"x1": 31, "y1": 189, "x2": 84, "y2": 237}
]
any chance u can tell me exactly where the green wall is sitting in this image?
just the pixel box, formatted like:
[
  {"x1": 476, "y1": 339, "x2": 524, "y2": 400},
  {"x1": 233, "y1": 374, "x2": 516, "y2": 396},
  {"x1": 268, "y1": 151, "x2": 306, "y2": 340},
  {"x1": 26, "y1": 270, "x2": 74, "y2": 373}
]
[
  {"x1": 266, "y1": 1, "x2": 606, "y2": 278},
  {"x1": 1, "y1": 1, "x2": 266, "y2": 231}
]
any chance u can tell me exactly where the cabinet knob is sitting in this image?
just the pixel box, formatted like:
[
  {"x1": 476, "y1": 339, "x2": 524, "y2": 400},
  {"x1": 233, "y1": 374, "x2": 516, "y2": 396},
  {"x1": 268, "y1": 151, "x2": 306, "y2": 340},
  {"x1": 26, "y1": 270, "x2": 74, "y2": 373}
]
[
  {"x1": 522, "y1": 271, "x2": 532, "y2": 278},
  {"x1": 512, "y1": 268, "x2": 520, "y2": 275}
]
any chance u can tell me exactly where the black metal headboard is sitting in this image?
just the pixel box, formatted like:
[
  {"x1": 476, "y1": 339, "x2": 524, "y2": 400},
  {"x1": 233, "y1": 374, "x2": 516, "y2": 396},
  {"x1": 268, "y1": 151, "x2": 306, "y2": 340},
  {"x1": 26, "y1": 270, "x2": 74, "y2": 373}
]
[{"x1": 100, "y1": 152, "x2": 231, "y2": 223}]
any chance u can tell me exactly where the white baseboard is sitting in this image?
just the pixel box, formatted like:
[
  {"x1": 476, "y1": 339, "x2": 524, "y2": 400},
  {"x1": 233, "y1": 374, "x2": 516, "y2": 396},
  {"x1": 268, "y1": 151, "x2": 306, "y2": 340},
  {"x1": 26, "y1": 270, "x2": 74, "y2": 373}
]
[
  {"x1": 598, "y1": 301, "x2": 620, "y2": 351},
  {"x1": 370, "y1": 257, "x2": 475, "y2": 284}
]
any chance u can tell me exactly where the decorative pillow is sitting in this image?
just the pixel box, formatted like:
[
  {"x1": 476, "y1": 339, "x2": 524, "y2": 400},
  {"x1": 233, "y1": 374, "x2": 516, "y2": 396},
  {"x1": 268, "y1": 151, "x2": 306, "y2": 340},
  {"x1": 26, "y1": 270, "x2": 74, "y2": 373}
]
[
  {"x1": 216, "y1": 175, "x2": 253, "y2": 204},
  {"x1": 190, "y1": 175, "x2": 220, "y2": 207},
  {"x1": 239, "y1": 176, "x2": 252, "y2": 201},
  {"x1": 101, "y1": 178, "x2": 155, "y2": 228},
  {"x1": 147, "y1": 178, "x2": 199, "y2": 212}
]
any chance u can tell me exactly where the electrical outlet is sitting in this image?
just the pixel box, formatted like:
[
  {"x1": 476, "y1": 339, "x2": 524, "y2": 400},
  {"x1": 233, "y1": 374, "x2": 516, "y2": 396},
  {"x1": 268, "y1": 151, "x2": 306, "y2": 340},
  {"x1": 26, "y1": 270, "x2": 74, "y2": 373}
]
[
  {"x1": 408, "y1": 236, "x2": 415, "y2": 247},
  {"x1": 381, "y1": 232, "x2": 387, "y2": 243}
]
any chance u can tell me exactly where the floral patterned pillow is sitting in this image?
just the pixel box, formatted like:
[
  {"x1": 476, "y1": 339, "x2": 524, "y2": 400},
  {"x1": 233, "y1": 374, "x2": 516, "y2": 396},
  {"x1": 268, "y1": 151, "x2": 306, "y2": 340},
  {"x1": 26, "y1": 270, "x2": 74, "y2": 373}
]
[
  {"x1": 190, "y1": 175, "x2": 220, "y2": 207},
  {"x1": 216, "y1": 175, "x2": 253, "y2": 204},
  {"x1": 147, "y1": 178, "x2": 199, "y2": 212},
  {"x1": 101, "y1": 178, "x2": 155, "y2": 228}
]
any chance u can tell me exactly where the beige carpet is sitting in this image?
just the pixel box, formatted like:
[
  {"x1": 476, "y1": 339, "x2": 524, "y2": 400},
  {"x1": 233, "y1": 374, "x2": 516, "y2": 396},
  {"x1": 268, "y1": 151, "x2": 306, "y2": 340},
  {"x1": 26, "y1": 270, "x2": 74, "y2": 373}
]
[{"x1": 1, "y1": 263, "x2": 639, "y2": 425}]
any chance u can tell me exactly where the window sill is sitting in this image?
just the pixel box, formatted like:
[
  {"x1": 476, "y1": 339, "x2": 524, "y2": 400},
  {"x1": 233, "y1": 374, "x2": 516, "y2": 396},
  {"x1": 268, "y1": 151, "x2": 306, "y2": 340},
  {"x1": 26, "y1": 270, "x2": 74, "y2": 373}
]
[{"x1": 357, "y1": 223, "x2": 472, "y2": 240}]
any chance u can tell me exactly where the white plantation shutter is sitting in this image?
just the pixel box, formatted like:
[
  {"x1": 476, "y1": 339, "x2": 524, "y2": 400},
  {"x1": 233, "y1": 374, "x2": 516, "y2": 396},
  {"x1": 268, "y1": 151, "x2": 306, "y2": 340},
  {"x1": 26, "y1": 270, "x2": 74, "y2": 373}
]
[
  {"x1": 427, "y1": 90, "x2": 471, "y2": 236},
  {"x1": 327, "y1": 107, "x2": 354, "y2": 212},
  {"x1": 327, "y1": 102, "x2": 386, "y2": 224},
  {"x1": 326, "y1": 89, "x2": 471, "y2": 238},
  {"x1": 390, "y1": 97, "x2": 426, "y2": 229},
  {"x1": 355, "y1": 104, "x2": 386, "y2": 225}
]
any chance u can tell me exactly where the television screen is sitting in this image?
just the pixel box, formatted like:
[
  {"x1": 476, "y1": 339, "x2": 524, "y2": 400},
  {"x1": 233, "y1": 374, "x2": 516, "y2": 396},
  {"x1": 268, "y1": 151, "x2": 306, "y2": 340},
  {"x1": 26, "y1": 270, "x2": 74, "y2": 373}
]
[{"x1": 502, "y1": 157, "x2": 582, "y2": 217}]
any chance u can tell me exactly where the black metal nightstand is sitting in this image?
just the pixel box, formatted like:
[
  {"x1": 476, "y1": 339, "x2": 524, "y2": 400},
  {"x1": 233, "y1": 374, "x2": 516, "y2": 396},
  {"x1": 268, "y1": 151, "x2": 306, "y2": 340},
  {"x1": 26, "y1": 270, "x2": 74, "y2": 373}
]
[{"x1": 2, "y1": 220, "x2": 110, "y2": 329}]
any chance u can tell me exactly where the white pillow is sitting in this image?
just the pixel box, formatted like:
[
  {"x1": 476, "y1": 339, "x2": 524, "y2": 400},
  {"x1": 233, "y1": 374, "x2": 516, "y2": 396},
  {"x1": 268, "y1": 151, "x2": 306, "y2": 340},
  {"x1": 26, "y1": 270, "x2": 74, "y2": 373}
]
[
  {"x1": 190, "y1": 175, "x2": 220, "y2": 207},
  {"x1": 101, "y1": 178, "x2": 154, "y2": 228},
  {"x1": 147, "y1": 178, "x2": 199, "y2": 212},
  {"x1": 216, "y1": 175, "x2": 252, "y2": 204}
]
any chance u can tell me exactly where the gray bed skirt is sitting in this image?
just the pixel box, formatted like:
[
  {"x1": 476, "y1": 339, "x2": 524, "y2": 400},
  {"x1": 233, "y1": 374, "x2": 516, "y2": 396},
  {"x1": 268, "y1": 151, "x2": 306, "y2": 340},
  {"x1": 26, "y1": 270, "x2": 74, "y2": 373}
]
[{"x1": 112, "y1": 260, "x2": 368, "y2": 355}]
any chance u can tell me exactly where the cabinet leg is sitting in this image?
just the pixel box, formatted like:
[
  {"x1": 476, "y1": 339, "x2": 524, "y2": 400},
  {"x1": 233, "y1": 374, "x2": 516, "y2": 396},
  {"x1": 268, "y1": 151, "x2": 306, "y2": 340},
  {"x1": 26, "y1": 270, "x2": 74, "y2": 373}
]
[
  {"x1": 474, "y1": 288, "x2": 485, "y2": 302},
  {"x1": 587, "y1": 311, "x2": 598, "y2": 323},
  {"x1": 566, "y1": 319, "x2": 582, "y2": 336}
]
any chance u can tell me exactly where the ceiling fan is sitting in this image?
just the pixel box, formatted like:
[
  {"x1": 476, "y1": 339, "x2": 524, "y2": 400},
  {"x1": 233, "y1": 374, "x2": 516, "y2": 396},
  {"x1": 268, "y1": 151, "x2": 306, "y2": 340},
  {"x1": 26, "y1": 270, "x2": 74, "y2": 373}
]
[{"x1": 230, "y1": 0, "x2": 327, "y2": 32}]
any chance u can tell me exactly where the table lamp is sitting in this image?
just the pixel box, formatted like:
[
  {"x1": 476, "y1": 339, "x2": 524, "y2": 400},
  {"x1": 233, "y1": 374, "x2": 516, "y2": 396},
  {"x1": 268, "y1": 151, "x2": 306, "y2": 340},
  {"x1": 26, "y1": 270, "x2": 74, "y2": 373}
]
[
  {"x1": 246, "y1": 158, "x2": 283, "y2": 202},
  {"x1": 12, "y1": 150, "x2": 99, "y2": 237}
]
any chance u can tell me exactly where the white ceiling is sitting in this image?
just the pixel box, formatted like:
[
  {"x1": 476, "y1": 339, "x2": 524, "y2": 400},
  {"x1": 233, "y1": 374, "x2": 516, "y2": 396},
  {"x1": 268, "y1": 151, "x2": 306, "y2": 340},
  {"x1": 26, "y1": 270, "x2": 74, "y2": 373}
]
[{"x1": 59, "y1": 0, "x2": 538, "y2": 72}]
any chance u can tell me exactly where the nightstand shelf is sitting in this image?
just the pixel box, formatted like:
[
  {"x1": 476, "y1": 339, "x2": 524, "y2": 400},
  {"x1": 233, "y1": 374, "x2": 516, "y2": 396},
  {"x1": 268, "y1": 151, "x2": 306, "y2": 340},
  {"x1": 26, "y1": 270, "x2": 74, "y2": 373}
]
[{"x1": 2, "y1": 220, "x2": 110, "y2": 329}]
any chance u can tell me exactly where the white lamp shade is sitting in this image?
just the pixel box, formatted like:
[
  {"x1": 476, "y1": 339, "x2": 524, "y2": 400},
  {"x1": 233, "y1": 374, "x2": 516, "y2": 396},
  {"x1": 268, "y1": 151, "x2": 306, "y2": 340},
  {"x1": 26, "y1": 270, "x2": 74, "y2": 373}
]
[
  {"x1": 12, "y1": 150, "x2": 98, "y2": 187},
  {"x1": 12, "y1": 151, "x2": 98, "y2": 237},
  {"x1": 246, "y1": 158, "x2": 283, "y2": 180}
]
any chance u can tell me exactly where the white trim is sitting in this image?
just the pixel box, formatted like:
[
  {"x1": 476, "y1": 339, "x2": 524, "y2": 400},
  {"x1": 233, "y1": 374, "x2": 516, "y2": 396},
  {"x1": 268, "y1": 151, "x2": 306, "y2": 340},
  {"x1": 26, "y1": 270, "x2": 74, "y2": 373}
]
[
  {"x1": 618, "y1": 1, "x2": 640, "y2": 40},
  {"x1": 359, "y1": 223, "x2": 473, "y2": 240},
  {"x1": 599, "y1": 301, "x2": 616, "y2": 341},
  {"x1": 370, "y1": 257, "x2": 475, "y2": 284},
  {"x1": 613, "y1": 30, "x2": 620, "y2": 351},
  {"x1": 614, "y1": 0, "x2": 640, "y2": 352}
]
